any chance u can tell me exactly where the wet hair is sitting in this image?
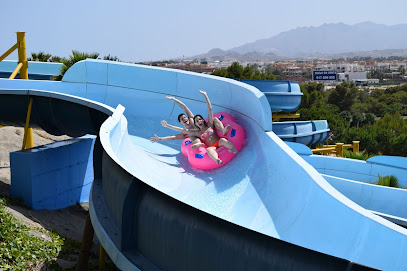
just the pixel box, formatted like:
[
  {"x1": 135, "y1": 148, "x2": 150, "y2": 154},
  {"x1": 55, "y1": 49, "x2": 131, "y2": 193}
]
[
  {"x1": 178, "y1": 113, "x2": 186, "y2": 122},
  {"x1": 194, "y1": 114, "x2": 208, "y2": 128}
]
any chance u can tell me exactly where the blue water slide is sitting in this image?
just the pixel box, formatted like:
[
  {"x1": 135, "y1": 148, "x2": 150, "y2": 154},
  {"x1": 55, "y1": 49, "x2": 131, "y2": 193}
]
[
  {"x1": 289, "y1": 142, "x2": 407, "y2": 226},
  {"x1": 273, "y1": 120, "x2": 330, "y2": 146},
  {"x1": 2, "y1": 60, "x2": 407, "y2": 270},
  {"x1": 235, "y1": 79, "x2": 302, "y2": 112},
  {"x1": 236, "y1": 79, "x2": 329, "y2": 145}
]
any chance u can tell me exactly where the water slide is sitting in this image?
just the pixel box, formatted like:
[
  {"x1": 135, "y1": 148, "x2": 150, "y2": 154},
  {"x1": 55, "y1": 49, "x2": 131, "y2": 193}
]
[
  {"x1": 289, "y1": 142, "x2": 407, "y2": 227},
  {"x1": 0, "y1": 62, "x2": 329, "y2": 145},
  {"x1": 237, "y1": 79, "x2": 330, "y2": 145},
  {"x1": 1, "y1": 60, "x2": 407, "y2": 270}
]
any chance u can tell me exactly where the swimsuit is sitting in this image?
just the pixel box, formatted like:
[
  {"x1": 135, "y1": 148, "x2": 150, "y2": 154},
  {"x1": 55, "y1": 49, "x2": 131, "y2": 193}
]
[
  {"x1": 200, "y1": 127, "x2": 220, "y2": 147},
  {"x1": 200, "y1": 127, "x2": 215, "y2": 141},
  {"x1": 211, "y1": 140, "x2": 220, "y2": 148}
]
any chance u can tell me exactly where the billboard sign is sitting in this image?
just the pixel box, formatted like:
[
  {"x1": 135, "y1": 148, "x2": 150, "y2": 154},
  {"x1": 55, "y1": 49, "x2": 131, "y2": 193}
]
[{"x1": 313, "y1": 70, "x2": 337, "y2": 81}]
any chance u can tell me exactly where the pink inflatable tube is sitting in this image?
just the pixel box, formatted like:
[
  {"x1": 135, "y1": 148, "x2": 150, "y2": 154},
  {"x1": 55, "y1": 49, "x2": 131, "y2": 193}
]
[{"x1": 181, "y1": 112, "x2": 245, "y2": 170}]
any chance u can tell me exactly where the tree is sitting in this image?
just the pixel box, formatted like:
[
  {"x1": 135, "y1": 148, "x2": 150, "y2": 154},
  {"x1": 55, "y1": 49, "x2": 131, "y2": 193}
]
[
  {"x1": 364, "y1": 113, "x2": 376, "y2": 125},
  {"x1": 350, "y1": 102, "x2": 369, "y2": 114},
  {"x1": 342, "y1": 125, "x2": 378, "y2": 154},
  {"x1": 103, "y1": 54, "x2": 120, "y2": 62},
  {"x1": 226, "y1": 62, "x2": 243, "y2": 78},
  {"x1": 249, "y1": 64, "x2": 259, "y2": 73},
  {"x1": 211, "y1": 68, "x2": 228, "y2": 78},
  {"x1": 327, "y1": 82, "x2": 358, "y2": 112},
  {"x1": 366, "y1": 96, "x2": 385, "y2": 117},
  {"x1": 297, "y1": 103, "x2": 348, "y2": 140},
  {"x1": 352, "y1": 112, "x2": 365, "y2": 128},
  {"x1": 53, "y1": 50, "x2": 99, "y2": 81},
  {"x1": 28, "y1": 51, "x2": 51, "y2": 62},
  {"x1": 242, "y1": 65, "x2": 254, "y2": 79},
  {"x1": 50, "y1": 56, "x2": 64, "y2": 63},
  {"x1": 381, "y1": 103, "x2": 404, "y2": 116},
  {"x1": 375, "y1": 113, "x2": 407, "y2": 135},
  {"x1": 339, "y1": 111, "x2": 352, "y2": 124}
]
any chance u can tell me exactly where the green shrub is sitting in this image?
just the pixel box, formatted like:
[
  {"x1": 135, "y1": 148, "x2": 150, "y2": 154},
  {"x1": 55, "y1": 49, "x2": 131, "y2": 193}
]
[
  {"x1": 374, "y1": 174, "x2": 403, "y2": 188},
  {"x1": 343, "y1": 150, "x2": 370, "y2": 161}
]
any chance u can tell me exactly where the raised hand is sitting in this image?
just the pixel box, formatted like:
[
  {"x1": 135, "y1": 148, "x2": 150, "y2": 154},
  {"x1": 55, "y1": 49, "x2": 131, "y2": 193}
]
[
  {"x1": 165, "y1": 96, "x2": 174, "y2": 100},
  {"x1": 150, "y1": 134, "x2": 160, "y2": 143},
  {"x1": 161, "y1": 120, "x2": 168, "y2": 127},
  {"x1": 199, "y1": 90, "x2": 207, "y2": 96}
]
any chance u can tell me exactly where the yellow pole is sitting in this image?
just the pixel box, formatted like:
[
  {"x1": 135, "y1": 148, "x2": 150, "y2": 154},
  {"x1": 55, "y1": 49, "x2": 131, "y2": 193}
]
[
  {"x1": 336, "y1": 143, "x2": 344, "y2": 157},
  {"x1": 22, "y1": 98, "x2": 34, "y2": 151},
  {"x1": 0, "y1": 43, "x2": 18, "y2": 62},
  {"x1": 9, "y1": 62, "x2": 23, "y2": 79},
  {"x1": 353, "y1": 141, "x2": 360, "y2": 154},
  {"x1": 16, "y1": 31, "x2": 28, "y2": 79},
  {"x1": 99, "y1": 244, "x2": 106, "y2": 270},
  {"x1": 25, "y1": 128, "x2": 34, "y2": 149}
]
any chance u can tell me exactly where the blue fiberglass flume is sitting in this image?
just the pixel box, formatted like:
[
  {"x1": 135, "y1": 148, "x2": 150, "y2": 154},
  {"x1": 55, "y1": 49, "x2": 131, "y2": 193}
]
[
  {"x1": 2, "y1": 60, "x2": 407, "y2": 270},
  {"x1": 0, "y1": 61, "x2": 329, "y2": 146},
  {"x1": 237, "y1": 79, "x2": 330, "y2": 146}
]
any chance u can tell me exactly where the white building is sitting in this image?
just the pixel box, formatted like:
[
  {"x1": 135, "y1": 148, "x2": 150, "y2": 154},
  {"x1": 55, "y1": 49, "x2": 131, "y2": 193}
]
[
  {"x1": 337, "y1": 71, "x2": 378, "y2": 84},
  {"x1": 315, "y1": 63, "x2": 365, "y2": 73}
]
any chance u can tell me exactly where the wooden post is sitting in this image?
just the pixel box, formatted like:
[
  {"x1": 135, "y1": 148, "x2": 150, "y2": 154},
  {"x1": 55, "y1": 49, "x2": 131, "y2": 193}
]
[
  {"x1": 336, "y1": 143, "x2": 344, "y2": 157},
  {"x1": 76, "y1": 213, "x2": 95, "y2": 271},
  {"x1": 352, "y1": 141, "x2": 360, "y2": 154}
]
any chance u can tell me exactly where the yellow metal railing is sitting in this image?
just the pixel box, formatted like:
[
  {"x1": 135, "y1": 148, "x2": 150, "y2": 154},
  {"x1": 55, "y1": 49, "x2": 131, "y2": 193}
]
[
  {"x1": 0, "y1": 31, "x2": 28, "y2": 79},
  {"x1": 21, "y1": 98, "x2": 34, "y2": 151},
  {"x1": 272, "y1": 112, "x2": 300, "y2": 122},
  {"x1": 311, "y1": 141, "x2": 360, "y2": 157},
  {"x1": 1, "y1": 31, "x2": 33, "y2": 149}
]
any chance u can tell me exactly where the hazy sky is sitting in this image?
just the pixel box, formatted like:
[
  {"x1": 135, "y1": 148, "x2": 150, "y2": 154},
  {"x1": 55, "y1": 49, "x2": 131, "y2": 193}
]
[{"x1": 1, "y1": 0, "x2": 407, "y2": 62}]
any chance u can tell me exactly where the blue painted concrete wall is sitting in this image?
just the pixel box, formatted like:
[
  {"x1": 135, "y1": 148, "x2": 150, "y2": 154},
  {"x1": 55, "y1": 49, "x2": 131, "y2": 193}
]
[
  {"x1": 287, "y1": 141, "x2": 407, "y2": 221},
  {"x1": 10, "y1": 135, "x2": 95, "y2": 210},
  {"x1": 0, "y1": 60, "x2": 62, "y2": 80}
]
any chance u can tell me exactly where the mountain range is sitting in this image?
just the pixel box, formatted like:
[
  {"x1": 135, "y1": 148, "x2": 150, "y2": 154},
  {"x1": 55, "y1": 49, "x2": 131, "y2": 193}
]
[{"x1": 196, "y1": 22, "x2": 407, "y2": 61}]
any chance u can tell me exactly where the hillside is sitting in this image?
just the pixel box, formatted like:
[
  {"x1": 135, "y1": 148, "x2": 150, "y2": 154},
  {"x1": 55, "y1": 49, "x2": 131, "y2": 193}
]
[{"x1": 196, "y1": 22, "x2": 407, "y2": 61}]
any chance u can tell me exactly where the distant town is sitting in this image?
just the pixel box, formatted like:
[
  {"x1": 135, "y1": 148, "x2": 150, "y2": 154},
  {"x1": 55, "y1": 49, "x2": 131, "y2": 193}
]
[{"x1": 141, "y1": 57, "x2": 407, "y2": 88}]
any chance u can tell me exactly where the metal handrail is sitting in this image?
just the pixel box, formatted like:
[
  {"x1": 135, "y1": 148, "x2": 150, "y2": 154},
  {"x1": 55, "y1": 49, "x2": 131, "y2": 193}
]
[
  {"x1": 0, "y1": 31, "x2": 28, "y2": 79},
  {"x1": 1, "y1": 32, "x2": 33, "y2": 150}
]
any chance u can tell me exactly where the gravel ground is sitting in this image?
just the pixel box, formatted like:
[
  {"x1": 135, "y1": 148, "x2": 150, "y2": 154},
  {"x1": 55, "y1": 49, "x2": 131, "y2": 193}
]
[{"x1": 0, "y1": 126, "x2": 100, "y2": 270}]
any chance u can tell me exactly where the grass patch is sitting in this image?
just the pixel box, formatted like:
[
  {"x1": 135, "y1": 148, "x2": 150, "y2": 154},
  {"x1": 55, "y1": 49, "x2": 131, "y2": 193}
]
[{"x1": 0, "y1": 198, "x2": 63, "y2": 270}]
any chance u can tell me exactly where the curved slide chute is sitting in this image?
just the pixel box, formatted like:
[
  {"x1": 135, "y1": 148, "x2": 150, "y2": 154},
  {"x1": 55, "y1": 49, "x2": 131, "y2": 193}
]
[{"x1": 1, "y1": 60, "x2": 407, "y2": 270}]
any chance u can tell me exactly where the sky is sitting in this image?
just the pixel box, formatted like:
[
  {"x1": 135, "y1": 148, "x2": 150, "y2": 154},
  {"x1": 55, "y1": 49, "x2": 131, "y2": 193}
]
[{"x1": 1, "y1": 0, "x2": 407, "y2": 63}]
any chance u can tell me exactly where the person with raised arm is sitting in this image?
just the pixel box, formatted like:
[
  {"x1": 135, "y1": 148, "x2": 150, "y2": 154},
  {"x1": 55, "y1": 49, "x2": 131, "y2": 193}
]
[
  {"x1": 150, "y1": 95, "x2": 230, "y2": 145},
  {"x1": 162, "y1": 90, "x2": 237, "y2": 165}
]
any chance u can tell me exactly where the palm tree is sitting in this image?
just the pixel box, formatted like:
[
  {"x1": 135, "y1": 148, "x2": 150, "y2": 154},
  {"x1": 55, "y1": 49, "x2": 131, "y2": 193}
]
[
  {"x1": 103, "y1": 54, "x2": 120, "y2": 62},
  {"x1": 28, "y1": 51, "x2": 51, "y2": 62},
  {"x1": 53, "y1": 50, "x2": 99, "y2": 81}
]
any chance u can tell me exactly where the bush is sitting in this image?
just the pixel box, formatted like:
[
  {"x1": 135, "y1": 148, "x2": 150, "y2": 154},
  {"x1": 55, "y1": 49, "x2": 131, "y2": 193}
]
[
  {"x1": 343, "y1": 150, "x2": 370, "y2": 160},
  {"x1": 374, "y1": 174, "x2": 403, "y2": 188}
]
